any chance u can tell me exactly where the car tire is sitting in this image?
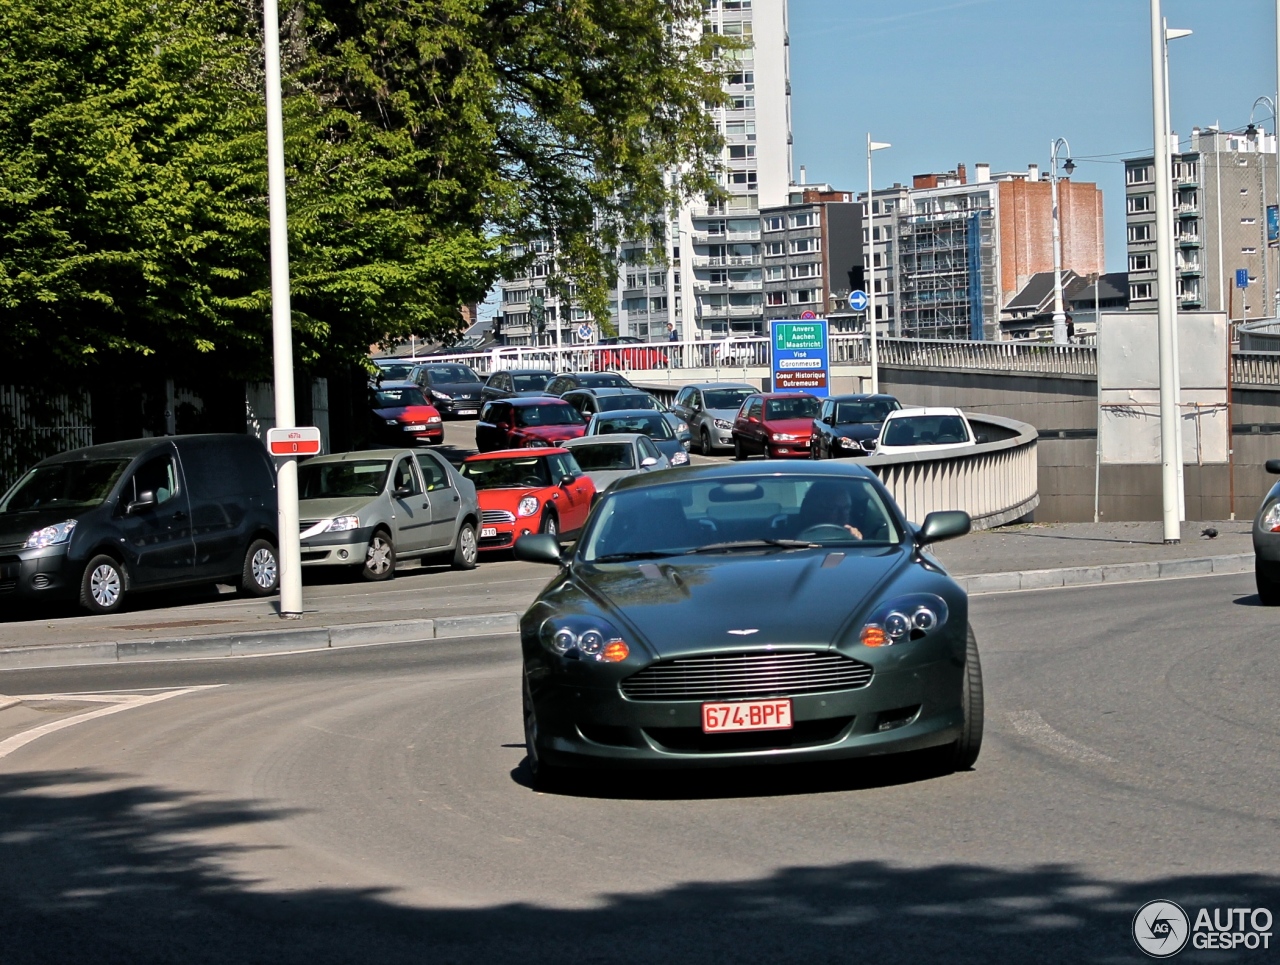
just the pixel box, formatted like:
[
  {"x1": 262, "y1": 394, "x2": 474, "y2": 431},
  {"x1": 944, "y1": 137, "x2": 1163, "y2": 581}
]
[
  {"x1": 540, "y1": 511, "x2": 559, "y2": 540},
  {"x1": 79, "y1": 554, "x2": 127, "y2": 615},
  {"x1": 452, "y1": 521, "x2": 478, "y2": 570},
  {"x1": 733, "y1": 436, "x2": 746, "y2": 461},
  {"x1": 810, "y1": 439, "x2": 821, "y2": 460},
  {"x1": 524, "y1": 673, "x2": 567, "y2": 792},
  {"x1": 700, "y1": 428, "x2": 713, "y2": 456},
  {"x1": 1256, "y1": 563, "x2": 1280, "y2": 605},
  {"x1": 361, "y1": 529, "x2": 396, "y2": 581},
  {"x1": 945, "y1": 624, "x2": 985, "y2": 772},
  {"x1": 239, "y1": 539, "x2": 280, "y2": 596}
]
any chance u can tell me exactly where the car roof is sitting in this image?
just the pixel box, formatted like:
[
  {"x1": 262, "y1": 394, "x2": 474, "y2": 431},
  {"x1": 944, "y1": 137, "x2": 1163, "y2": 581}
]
[
  {"x1": 496, "y1": 368, "x2": 554, "y2": 376},
  {"x1": 607, "y1": 459, "x2": 878, "y2": 494},
  {"x1": 372, "y1": 380, "x2": 422, "y2": 391},
  {"x1": 756, "y1": 392, "x2": 818, "y2": 401},
  {"x1": 302, "y1": 449, "x2": 405, "y2": 464},
  {"x1": 563, "y1": 434, "x2": 646, "y2": 446},
  {"x1": 505, "y1": 396, "x2": 570, "y2": 407},
  {"x1": 40, "y1": 433, "x2": 251, "y2": 464},
  {"x1": 567, "y1": 387, "x2": 650, "y2": 397},
  {"x1": 591, "y1": 409, "x2": 666, "y2": 419},
  {"x1": 463, "y1": 447, "x2": 568, "y2": 461},
  {"x1": 687, "y1": 382, "x2": 757, "y2": 391},
  {"x1": 553, "y1": 371, "x2": 627, "y2": 380},
  {"x1": 827, "y1": 393, "x2": 899, "y2": 403},
  {"x1": 886, "y1": 406, "x2": 964, "y2": 418}
]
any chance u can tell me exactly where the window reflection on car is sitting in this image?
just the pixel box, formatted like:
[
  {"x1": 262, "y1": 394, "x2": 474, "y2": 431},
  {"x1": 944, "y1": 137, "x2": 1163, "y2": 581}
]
[
  {"x1": 0, "y1": 460, "x2": 131, "y2": 513},
  {"x1": 514, "y1": 404, "x2": 586, "y2": 427},
  {"x1": 372, "y1": 387, "x2": 431, "y2": 408},
  {"x1": 422, "y1": 365, "x2": 481, "y2": 385},
  {"x1": 594, "y1": 414, "x2": 674, "y2": 439},
  {"x1": 461, "y1": 457, "x2": 553, "y2": 489},
  {"x1": 570, "y1": 443, "x2": 637, "y2": 472},
  {"x1": 298, "y1": 460, "x2": 391, "y2": 498},
  {"x1": 512, "y1": 374, "x2": 552, "y2": 392},
  {"x1": 835, "y1": 400, "x2": 898, "y2": 424},
  {"x1": 882, "y1": 415, "x2": 970, "y2": 447},
  {"x1": 765, "y1": 396, "x2": 821, "y2": 420},
  {"x1": 702, "y1": 388, "x2": 753, "y2": 410}
]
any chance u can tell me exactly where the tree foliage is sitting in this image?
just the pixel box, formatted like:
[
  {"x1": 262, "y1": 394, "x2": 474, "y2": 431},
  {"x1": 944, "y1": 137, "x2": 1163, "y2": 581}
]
[{"x1": 0, "y1": 0, "x2": 723, "y2": 378}]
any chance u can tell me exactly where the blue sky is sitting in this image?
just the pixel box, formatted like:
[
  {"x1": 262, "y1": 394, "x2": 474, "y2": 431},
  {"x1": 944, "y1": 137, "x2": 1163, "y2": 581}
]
[{"x1": 789, "y1": 0, "x2": 1280, "y2": 272}]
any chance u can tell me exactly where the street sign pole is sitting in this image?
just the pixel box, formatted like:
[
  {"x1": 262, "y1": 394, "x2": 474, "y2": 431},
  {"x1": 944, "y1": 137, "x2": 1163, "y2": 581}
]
[{"x1": 263, "y1": 0, "x2": 303, "y2": 616}]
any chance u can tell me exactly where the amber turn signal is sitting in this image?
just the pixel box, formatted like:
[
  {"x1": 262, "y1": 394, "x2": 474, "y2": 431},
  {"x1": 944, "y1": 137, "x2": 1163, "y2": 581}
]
[
  {"x1": 860, "y1": 625, "x2": 887, "y2": 648},
  {"x1": 600, "y1": 641, "x2": 630, "y2": 662}
]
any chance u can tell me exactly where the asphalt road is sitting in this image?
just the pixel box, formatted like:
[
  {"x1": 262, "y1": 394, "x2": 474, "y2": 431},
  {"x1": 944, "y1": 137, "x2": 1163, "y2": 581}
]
[{"x1": 0, "y1": 572, "x2": 1277, "y2": 964}]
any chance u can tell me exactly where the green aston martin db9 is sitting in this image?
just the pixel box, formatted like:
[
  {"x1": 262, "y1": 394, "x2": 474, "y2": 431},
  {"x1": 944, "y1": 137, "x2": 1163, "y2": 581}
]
[{"x1": 514, "y1": 461, "x2": 982, "y2": 788}]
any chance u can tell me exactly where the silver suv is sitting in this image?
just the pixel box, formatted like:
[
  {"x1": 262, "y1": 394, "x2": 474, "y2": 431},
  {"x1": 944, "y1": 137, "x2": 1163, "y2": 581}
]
[{"x1": 670, "y1": 382, "x2": 758, "y2": 454}]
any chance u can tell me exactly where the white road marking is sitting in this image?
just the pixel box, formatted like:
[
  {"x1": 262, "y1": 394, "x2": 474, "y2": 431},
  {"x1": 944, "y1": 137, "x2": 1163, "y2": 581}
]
[
  {"x1": 0, "y1": 686, "x2": 222, "y2": 762},
  {"x1": 1006, "y1": 710, "x2": 1116, "y2": 766}
]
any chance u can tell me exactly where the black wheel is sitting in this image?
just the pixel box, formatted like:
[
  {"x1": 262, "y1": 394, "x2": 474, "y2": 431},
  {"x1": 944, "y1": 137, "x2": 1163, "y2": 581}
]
[
  {"x1": 810, "y1": 438, "x2": 821, "y2": 460},
  {"x1": 539, "y1": 511, "x2": 559, "y2": 540},
  {"x1": 361, "y1": 529, "x2": 396, "y2": 581},
  {"x1": 945, "y1": 624, "x2": 985, "y2": 772},
  {"x1": 1257, "y1": 563, "x2": 1280, "y2": 605},
  {"x1": 79, "y1": 554, "x2": 126, "y2": 614},
  {"x1": 733, "y1": 436, "x2": 746, "y2": 461},
  {"x1": 524, "y1": 672, "x2": 566, "y2": 792},
  {"x1": 700, "y1": 428, "x2": 713, "y2": 456},
  {"x1": 452, "y1": 521, "x2": 478, "y2": 570},
  {"x1": 239, "y1": 538, "x2": 279, "y2": 596}
]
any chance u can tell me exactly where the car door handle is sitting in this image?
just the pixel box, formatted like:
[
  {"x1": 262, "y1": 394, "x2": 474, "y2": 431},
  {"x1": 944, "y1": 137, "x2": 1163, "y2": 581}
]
[
  {"x1": 422, "y1": 502, "x2": 430, "y2": 509},
  {"x1": 171, "y1": 511, "x2": 188, "y2": 521}
]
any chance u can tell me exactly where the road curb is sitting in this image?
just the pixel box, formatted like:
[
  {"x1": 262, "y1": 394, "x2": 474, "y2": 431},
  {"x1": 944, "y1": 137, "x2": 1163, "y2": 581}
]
[
  {"x1": 0, "y1": 612, "x2": 519, "y2": 673},
  {"x1": 957, "y1": 552, "x2": 1254, "y2": 595}
]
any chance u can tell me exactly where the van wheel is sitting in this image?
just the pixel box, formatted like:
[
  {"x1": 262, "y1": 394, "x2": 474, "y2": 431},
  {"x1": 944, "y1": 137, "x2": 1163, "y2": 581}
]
[
  {"x1": 452, "y1": 521, "x2": 478, "y2": 570},
  {"x1": 239, "y1": 539, "x2": 279, "y2": 596},
  {"x1": 80, "y1": 555, "x2": 126, "y2": 614},
  {"x1": 362, "y1": 529, "x2": 396, "y2": 581}
]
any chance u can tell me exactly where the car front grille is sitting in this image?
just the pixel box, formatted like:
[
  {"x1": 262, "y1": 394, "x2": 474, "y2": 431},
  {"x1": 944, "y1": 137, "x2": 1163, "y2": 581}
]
[
  {"x1": 481, "y1": 509, "x2": 516, "y2": 524},
  {"x1": 0, "y1": 556, "x2": 20, "y2": 593},
  {"x1": 620, "y1": 650, "x2": 873, "y2": 702}
]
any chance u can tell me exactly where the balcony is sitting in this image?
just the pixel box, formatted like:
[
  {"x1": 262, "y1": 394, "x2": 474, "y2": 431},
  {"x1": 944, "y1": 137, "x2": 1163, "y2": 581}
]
[
  {"x1": 693, "y1": 279, "x2": 762, "y2": 293},
  {"x1": 699, "y1": 303, "x2": 765, "y2": 318},
  {"x1": 1176, "y1": 235, "x2": 1200, "y2": 247},
  {"x1": 692, "y1": 254, "x2": 762, "y2": 267}
]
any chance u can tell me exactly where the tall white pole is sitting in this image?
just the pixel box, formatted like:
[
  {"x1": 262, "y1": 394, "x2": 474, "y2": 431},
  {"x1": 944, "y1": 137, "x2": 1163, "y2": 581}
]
[
  {"x1": 1050, "y1": 138, "x2": 1070, "y2": 345},
  {"x1": 1151, "y1": 0, "x2": 1181, "y2": 543},
  {"x1": 1163, "y1": 22, "x2": 1186, "y2": 521},
  {"x1": 263, "y1": 0, "x2": 303, "y2": 615},
  {"x1": 867, "y1": 133, "x2": 878, "y2": 394}
]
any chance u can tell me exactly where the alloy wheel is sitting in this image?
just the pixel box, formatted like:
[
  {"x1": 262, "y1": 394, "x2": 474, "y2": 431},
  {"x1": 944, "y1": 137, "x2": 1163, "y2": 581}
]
[
  {"x1": 366, "y1": 537, "x2": 393, "y2": 575},
  {"x1": 90, "y1": 565, "x2": 121, "y2": 608},
  {"x1": 460, "y1": 526, "x2": 478, "y2": 565},
  {"x1": 251, "y1": 547, "x2": 277, "y2": 589}
]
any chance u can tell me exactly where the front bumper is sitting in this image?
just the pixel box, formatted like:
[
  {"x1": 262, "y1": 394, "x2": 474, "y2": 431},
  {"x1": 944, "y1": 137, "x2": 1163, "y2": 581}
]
[
  {"x1": 300, "y1": 526, "x2": 375, "y2": 566},
  {"x1": 529, "y1": 660, "x2": 963, "y2": 770},
  {"x1": 478, "y1": 519, "x2": 540, "y2": 551},
  {"x1": 432, "y1": 397, "x2": 482, "y2": 418},
  {"x1": 767, "y1": 443, "x2": 811, "y2": 458},
  {"x1": 0, "y1": 544, "x2": 75, "y2": 599}
]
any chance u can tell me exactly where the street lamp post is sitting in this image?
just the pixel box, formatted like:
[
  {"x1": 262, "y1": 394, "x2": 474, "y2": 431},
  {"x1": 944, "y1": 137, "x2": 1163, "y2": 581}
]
[
  {"x1": 1049, "y1": 138, "x2": 1075, "y2": 345},
  {"x1": 1164, "y1": 21, "x2": 1192, "y2": 523},
  {"x1": 1248, "y1": 96, "x2": 1277, "y2": 318},
  {"x1": 866, "y1": 134, "x2": 891, "y2": 394}
]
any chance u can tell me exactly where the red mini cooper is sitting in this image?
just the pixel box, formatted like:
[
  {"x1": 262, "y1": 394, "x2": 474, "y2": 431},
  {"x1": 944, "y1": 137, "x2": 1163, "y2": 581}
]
[{"x1": 460, "y1": 448, "x2": 596, "y2": 551}]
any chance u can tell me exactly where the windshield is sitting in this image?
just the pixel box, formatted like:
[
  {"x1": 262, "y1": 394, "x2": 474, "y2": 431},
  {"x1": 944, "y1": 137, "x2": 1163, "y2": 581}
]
[
  {"x1": 512, "y1": 373, "x2": 552, "y2": 392},
  {"x1": 423, "y1": 365, "x2": 481, "y2": 385},
  {"x1": 765, "y1": 396, "x2": 820, "y2": 420},
  {"x1": 461, "y1": 457, "x2": 552, "y2": 489},
  {"x1": 593, "y1": 413, "x2": 673, "y2": 439},
  {"x1": 580, "y1": 374, "x2": 629, "y2": 388},
  {"x1": 372, "y1": 387, "x2": 429, "y2": 408},
  {"x1": 703, "y1": 388, "x2": 753, "y2": 410},
  {"x1": 298, "y1": 460, "x2": 391, "y2": 498},
  {"x1": 598, "y1": 394, "x2": 659, "y2": 412},
  {"x1": 514, "y1": 404, "x2": 585, "y2": 427},
  {"x1": 883, "y1": 415, "x2": 970, "y2": 447},
  {"x1": 835, "y1": 400, "x2": 900, "y2": 425},
  {"x1": 570, "y1": 443, "x2": 636, "y2": 472},
  {"x1": 1, "y1": 459, "x2": 131, "y2": 513},
  {"x1": 375, "y1": 363, "x2": 416, "y2": 381},
  {"x1": 582, "y1": 475, "x2": 901, "y2": 560}
]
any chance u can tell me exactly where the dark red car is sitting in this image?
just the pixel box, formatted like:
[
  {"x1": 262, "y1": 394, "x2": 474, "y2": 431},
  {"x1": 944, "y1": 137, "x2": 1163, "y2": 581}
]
[
  {"x1": 370, "y1": 382, "x2": 444, "y2": 446},
  {"x1": 731, "y1": 392, "x2": 821, "y2": 459},
  {"x1": 475, "y1": 397, "x2": 587, "y2": 452}
]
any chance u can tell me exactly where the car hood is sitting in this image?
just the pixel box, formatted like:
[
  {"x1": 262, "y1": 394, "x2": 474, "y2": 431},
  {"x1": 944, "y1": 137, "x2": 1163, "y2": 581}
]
[
  {"x1": 0, "y1": 508, "x2": 99, "y2": 548},
  {"x1": 297, "y1": 495, "x2": 377, "y2": 520},
  {"x1": 576, "y1": 547, "x2": 907, "y2": 658},
  {"x1": 521, "y1": 425, "x2": 585, "y2": 441},
  {"x1": 583, "y1": 469, "x2": 637, "y2": 491},
  {"x1": 763, "y1": 418, "x2": 817, "y2": 434},
  {"x1": 372, "y1": 404, "x2": 438, "y2": 421},
  {"x1": 478, "y1": 487, "x2": 549, "y2": 511},
  {"x1": 831, "y1": 423, "x2": 880, "y2": 440},
  {"x1": 705, "y1": 408, "x2": 742, "y2": 421},
  {"x1": 427, "y1": 382, "x2": 483, "y2": 397}
]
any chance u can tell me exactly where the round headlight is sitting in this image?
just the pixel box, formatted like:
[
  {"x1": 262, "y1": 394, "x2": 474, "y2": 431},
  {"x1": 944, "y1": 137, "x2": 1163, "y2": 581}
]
[
  {"x1": 912, "y1": 607, "x2": 937, "y2": 631},
  {"x1": 1265, "y1": 501, "x2": 1280, "y2": 533},
  {"x1": 884, "y1": 611, "x2": 910, "y2": 640},
  {"x1": 551, "y1": 627, "x2": 577, "y2": 653},
  {"x1": 518, "y1": 495, "x2": 539, "y2": 517},
  {"x1": 578, "y1": 629, "x2": 604, "y2": 654}
]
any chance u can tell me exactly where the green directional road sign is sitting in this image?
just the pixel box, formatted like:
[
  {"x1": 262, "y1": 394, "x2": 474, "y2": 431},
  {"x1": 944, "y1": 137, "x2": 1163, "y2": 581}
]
[{"x1": 772, "y1": 322, "x2": 825, "y2": 352}]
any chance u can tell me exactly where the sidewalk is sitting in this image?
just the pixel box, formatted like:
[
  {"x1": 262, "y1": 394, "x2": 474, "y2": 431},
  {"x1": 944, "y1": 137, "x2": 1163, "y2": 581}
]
[{"x1": 0, "y1": 520, "x2": 1258, "y2": 672}]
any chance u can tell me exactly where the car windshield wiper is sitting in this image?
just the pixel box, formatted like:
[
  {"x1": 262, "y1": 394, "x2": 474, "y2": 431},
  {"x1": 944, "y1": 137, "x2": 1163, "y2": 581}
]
[
  {"x1": 684, "y1": 539, "x2": 820, "y2": 555},
  {"x1": 591, "y1": 550, "x2": 683, "y2": 563}
]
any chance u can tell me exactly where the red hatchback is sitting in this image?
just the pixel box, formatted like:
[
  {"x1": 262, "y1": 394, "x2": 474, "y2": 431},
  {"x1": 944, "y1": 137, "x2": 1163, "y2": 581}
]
[
  {"x1": 370, "y1": 382, "x2": 444, "y2": 446},
  {"x1": 460, "y1": 448, "x2": 596, "y2": 551},
  {"x1": 731, "y1": 392, "x2": 821, "y2": 459},
  {"x1": 475, "y1": 398, "x2": 587, "y2": 452}
]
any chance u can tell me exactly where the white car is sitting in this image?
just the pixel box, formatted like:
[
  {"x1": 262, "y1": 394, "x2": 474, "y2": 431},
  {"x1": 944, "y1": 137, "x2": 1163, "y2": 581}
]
[
  {"x1": 874, "y1": 407, "x2": 978, "y2": 455},
  {"x1": 712, "y1": 336, "x2": 765, "y2": 367}
]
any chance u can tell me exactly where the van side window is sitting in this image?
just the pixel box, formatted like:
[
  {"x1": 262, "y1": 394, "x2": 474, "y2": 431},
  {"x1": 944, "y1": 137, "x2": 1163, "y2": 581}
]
[{"x1": 128, "y1": 454, "x2": 178, "y2": 507}]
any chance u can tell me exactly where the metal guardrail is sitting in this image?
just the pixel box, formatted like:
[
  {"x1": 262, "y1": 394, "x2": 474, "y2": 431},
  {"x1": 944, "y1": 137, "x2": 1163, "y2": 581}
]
[
  {"x1": 1238, "y1": 319, "x2": 1280, "y2": 354},
  {"x1": 863, "y1": 413, "x2": 1040, "y2": 530},
  {"x1": 1233, "y1": 351, "x2": 1280, "y2": 386}
]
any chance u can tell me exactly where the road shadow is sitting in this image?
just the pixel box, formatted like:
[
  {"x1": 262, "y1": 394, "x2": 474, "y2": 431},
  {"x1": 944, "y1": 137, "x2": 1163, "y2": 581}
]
[
  {"x1": 1233, "y1": 593, "x2": 1268, "y2": 607},
  {"x1": 0, "y1": 767, "x2": 1275, "y2": 964}
]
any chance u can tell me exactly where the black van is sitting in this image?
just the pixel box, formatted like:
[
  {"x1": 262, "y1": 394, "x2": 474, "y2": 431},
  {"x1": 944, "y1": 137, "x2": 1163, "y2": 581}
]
[{"x1": 0, "y1": 434, "x2": 279, "y2": 614}]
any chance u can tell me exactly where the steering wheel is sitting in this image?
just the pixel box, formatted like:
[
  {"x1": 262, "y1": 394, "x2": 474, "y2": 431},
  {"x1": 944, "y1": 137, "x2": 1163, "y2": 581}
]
[{"x1": 797, "y1": 523, "x2": 860, "y2": 541}]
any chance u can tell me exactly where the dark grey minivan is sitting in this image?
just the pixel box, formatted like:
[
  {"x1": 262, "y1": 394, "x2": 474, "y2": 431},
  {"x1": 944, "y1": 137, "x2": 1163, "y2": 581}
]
[{"x1": 0, "y1": 434, "x2": 279, "y2": 614}]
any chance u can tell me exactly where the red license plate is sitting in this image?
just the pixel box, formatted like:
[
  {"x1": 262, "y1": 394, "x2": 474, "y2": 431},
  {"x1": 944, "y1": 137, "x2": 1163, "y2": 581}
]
[{"x1": 701, "y1": 699, "x2": 793, "y2": 734}]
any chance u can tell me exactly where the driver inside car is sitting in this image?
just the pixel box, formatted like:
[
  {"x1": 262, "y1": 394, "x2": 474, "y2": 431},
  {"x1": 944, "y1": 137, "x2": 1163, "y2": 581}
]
[{"x1": 795, "y1": 481, "x2": 863, "y2": 539}]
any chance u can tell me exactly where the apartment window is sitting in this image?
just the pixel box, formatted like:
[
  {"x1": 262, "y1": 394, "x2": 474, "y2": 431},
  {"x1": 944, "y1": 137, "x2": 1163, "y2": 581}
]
[
  {"x1": 766, "y1": 291, "x2": 787, "y2": 306},
  {"x1": 1242, "y1": 217, "x2": 1258, "y2": 225},
  {"x1": 1241, "y1": 187, "x2": 1250, "y2": 195},
  {"x1": 729, "y1": 145, "x2": 756, "y2": 160},
  {"x1": 789, "y1": 212, "x2": 816, "y2": 229},
  {"x1": 729, "y1": 95, "x2": 755, "y2": 110},
  {"x1": 724, "y1": 120, "x2": 756, "y2": 136},
  {"x1": 729, "y1": 171, "x2": 759, "y2": 186},
  {"x1": 623, "y1": 297, "x2": 647, "y2": 312},
  {"x1": 1130, "y1": 282, "x2": 1153, "y2": 300},
  {"x1": 1243, "y1": 246, "x2": 1258, "y2": 254},
  {"x1": 792, "y1": 290, "x2": 816, "y2": 304},
  {"x1": 727, "y1": 71, "x2": 755, "y2": 87},
  {"x1": 764, "y1": 266, "x2": 785, "y2": 281},
  {"x1": 1128, "y1": 224, "x2": 1152, "y2": 243},
  {"x1": 721, "y1": 21, "x2": 752, "y2": 36},
  {"x1": 764, "y1": 241, "x2": 784, "y2": 256},
  {"x1": 723, "y1": 0, "x2": 751, "y2": 9},
  {"x1": 1129, "y1": 253, "x2": 1152, "y2": 272},
  {"x1": 649, "y1": 296, "x2": 668, "y2": 311},
  {"x1": 1127, "y1": 165, "x2": 1153, "y2": 185},
  {"x1": 790, "y1": 263, "x2": 821, "y2": 279},
  {"x1": 1127, "y1": 195, "x2": 1152, "y2": 213},
  {"x1": 789, "y1": 237, "x2": 820, "y2": 254},
  {"x1": 763, "y1": 215, "x2": 783, "y2": 232},
  {"x1": 650, "y1": 272, "x2": 665, "y2": 286}
]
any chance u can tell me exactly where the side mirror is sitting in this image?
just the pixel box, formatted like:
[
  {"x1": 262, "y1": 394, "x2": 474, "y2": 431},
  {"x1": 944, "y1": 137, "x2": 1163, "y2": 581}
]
[
  {"x1": 496, "y1": 422, "x2": 510, "y2": 432},
  {"x1": 1267, "y1": 459, "x2": 1280, "y2": 475},
  {"x1": 394, "y1": 485, "x2": 414, "y2": 498},
  {"x1": 974, "y1": 433, "x2": 991, "y2": 445},
  {"x1": 748, "y1": 415, "x2": 760, "y2": 423},
  {"x1": 917, "y1": 510, "x2": 971, "y2": 546},
  {"x1": 515, "y1": 533, "x2": 565, "y2": 565},
  {"x1": 560, "y1": 474, "x2": 576, "y2": 488},
  {"x1": 127, "y1": 490, "x2": 157, "y2": 514},
  {"x1": 640, "y1": 456, "x2": 659, "y2": 468}
]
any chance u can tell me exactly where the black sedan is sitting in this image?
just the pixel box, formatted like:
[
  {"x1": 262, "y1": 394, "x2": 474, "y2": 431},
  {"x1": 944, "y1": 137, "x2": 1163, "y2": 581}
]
[
  {"x1": 810, "y1": 394, "x2": 901, "y2": 459},
  {"x1": 410, "y1": 363, "x2": 485, "y2": 417},
  {"x1": 514, "y1": 462, "x2": 981, "y2": 788}
]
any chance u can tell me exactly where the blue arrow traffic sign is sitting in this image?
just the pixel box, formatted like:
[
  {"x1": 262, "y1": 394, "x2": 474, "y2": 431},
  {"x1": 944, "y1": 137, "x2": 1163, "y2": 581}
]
[{"x1": 847, "y1": 289, "x2": 869, "y2": 312}]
